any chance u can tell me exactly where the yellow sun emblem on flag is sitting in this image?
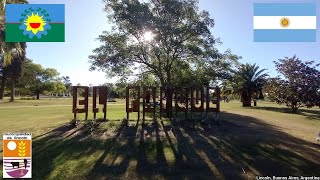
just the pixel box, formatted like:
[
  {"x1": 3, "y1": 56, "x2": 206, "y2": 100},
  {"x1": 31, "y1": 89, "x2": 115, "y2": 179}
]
[
  {"x1": 280, "y1": 17, "x2": 289, "y2": 28},
  {"x1": 24, "y1": 12, "x2": 46, "y2": 34}
]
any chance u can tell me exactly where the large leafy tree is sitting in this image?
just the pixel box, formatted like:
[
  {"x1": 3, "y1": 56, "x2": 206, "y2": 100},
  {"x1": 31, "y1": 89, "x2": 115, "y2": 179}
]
[
  {"x1": 89, "y1": 0, "x2": 238, "y2": 116},
  {"x1": 231, "y1": 63, "x2": 268, "y2": 107},
  {"x1": 53, "y1": 80, "x2": 67, "y2": 96},
  {"x1": 114, "y1": 77, "x2": 129, "y2": 98},
  {"x1": 266, "y1": 56, "x2": 320, "y2": 112},
  {"x1": 17, "y1": 59, "x2": 63, "y2": 99}
]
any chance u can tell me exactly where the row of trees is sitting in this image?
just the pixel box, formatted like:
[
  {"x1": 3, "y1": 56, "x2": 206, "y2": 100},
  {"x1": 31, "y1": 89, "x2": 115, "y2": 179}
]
[
  {"x1": 0, "y1": 0, "x2": 74, "y2": 101},
  {"x1": 221, "y1": 56, "x2": 320, "y2": 112},
  {"x1": 1, "y1": 0, "x2": 319, "y2": 113},
  {"x1": 89, "y1": 0, "x2": 320, "y2": 113},
  {"x1": 90, "y1": 55, "x2": 320, "y2": 114},
  {"x1": 0, "y1": 58, "x2": 72, "y2": 100},
  {"x1": 16, "y1": 59, "x2": 71, "y2": 99}
]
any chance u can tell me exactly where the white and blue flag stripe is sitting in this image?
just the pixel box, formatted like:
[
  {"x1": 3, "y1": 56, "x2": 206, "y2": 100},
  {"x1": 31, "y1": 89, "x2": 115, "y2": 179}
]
[{"x1": 254, "y1": 3, "x2": 317, "y2": 42}]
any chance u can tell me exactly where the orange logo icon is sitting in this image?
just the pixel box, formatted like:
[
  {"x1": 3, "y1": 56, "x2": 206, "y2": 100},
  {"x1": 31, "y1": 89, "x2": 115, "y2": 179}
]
[{"x1": 3, "y1": 133, "x2": 32, "y2": 178}]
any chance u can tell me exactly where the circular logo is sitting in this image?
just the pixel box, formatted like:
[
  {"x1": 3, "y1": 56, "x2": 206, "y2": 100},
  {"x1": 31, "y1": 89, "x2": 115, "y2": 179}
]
[
  {"x1": 19, "y1": 7, "x2": 51, "y2": 39},
  {"x1": 280, "y1": 17, "x2": 290, "y2": 28},
  {"x1": 7, "y1": 141, "x2": 16, "y2": 151}
]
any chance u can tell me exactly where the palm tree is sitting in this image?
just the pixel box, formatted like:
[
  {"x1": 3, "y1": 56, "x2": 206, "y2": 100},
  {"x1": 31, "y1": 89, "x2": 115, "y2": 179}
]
[
  {"x1": 231, "y1": 63, "x2": 268, "y2": 107},
  {"x1": 0, "y1": 0, "x2": 28, "y2": 100}
]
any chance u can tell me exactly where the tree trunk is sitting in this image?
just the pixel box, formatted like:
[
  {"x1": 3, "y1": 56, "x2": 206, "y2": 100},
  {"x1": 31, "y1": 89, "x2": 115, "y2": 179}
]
[
  {"x1": 242, "y1": 98, "x2": 251, "y2": 107},
  {"x1": 165, "y1": 87, "x2": 173, "y2": 118},
  {"x1": 258, "y1": 89, "x2": 264, "y2": 100},
  {"x1": 9, "y1": 80, "x2": 15, "y2": 102},
  {"x1": 164, "y1": 69, "x2": 173, "y2": 118},
  {"x1": 241, "y1": 91, "x2": 252, "y2": 107},
  {"x1": 291, "y1": 103, "x2": 298, "y2": 113},
  {"x1": 0, "y1": 70, "x2": 7, "y2": 99},
  {"x1": 36, "y1": 92, "x2": 40, "y2": 99}
]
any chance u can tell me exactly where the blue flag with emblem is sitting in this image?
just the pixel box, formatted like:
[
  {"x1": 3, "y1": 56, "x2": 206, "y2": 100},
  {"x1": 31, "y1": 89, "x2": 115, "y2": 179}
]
[{"x1": 253, "y1": 3, "x2": 317, "y2": 42}]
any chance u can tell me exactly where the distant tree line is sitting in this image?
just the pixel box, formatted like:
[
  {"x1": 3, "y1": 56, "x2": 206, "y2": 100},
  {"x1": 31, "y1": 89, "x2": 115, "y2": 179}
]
[
  {"x1": 219, "y1": 55, "x2": 320, "y2": 113},
  {"x1": 1, "y1": 0, "x2": 319, "y2": 114},
  {"x1": 0, "y1": 58, "x2": 72, "y2": 100}
]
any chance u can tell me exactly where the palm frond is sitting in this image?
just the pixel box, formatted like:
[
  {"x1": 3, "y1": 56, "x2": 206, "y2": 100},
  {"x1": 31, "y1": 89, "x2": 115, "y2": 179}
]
[{"x1": 229, "y1": 63, "x2": 269, "y2": 96}]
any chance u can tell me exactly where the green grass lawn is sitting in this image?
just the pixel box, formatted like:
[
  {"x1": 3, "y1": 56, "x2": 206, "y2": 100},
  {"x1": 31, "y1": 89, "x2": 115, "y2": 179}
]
[{"x1": 0, "y1": 98, "x2": 319, "y2": 179}]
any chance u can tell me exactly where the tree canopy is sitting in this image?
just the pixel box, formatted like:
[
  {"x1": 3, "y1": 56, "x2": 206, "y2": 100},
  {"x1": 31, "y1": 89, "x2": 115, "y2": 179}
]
[
  {"x1": 89, "y1": 0, "x2": 240, "y2": 116},
  {"x1": 266, "y1": 56, "x2": 320, "y2": 112},
  {"x1": 228, "y1": 63, "x2": 268, "y2": 106},
  {"x1": 17, "y1": 59, "x2": 66, "y2": 99},
  {"x1": 89, "y1": 0, "x2": 239, "y2": 88}
]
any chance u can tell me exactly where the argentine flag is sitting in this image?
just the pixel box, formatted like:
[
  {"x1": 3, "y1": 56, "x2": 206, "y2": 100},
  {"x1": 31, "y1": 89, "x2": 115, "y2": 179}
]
[{"x1": 254, "y1": 3, "x2": 317, "y2": 42}]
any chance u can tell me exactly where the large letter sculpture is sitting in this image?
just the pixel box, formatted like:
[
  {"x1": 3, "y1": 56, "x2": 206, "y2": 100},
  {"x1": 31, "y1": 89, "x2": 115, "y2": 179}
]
[
  {"x1": 190, "y1": 87, "x2": 205, "y2": 123},
  {"x1": 160, "y1": 87, "x2": 173, "y2": 120},
  {"x1": 72, "y1": 86, "x2": 89, "y2": 121},
  {"x1": 126, "y1": 86, "x2": 140, "y2": 120},
  {"x1": 206, "y1": 86, "x2": 221, "y2": 119},
  {"x1": 142, "y1": 86, "x2": 156, "y2": 122},
  {"x1": 174, "y1": 87, "x2": 189, "y2": 121},
  {"x1": 92, "y1": 86, "x2": 107, "y2": 121},
  {"x1": 191, "y1": 87, "x2": 204, "y2": 113},
  {"x1": 71, "y1": 86, "x2": 221, "y2": 126}
]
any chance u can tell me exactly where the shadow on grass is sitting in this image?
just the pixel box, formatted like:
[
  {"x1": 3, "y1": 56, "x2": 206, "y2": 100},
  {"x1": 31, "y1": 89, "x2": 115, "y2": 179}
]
[
  {"x1": 33, "y1": 123, "x2": 75, "y2": 140},
  {"x1": 252, "y1": 106, "x2": 320, "y2": 120},
  {"x1": 29, "y1": 112, "x2": 320, "y2": 180}
]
